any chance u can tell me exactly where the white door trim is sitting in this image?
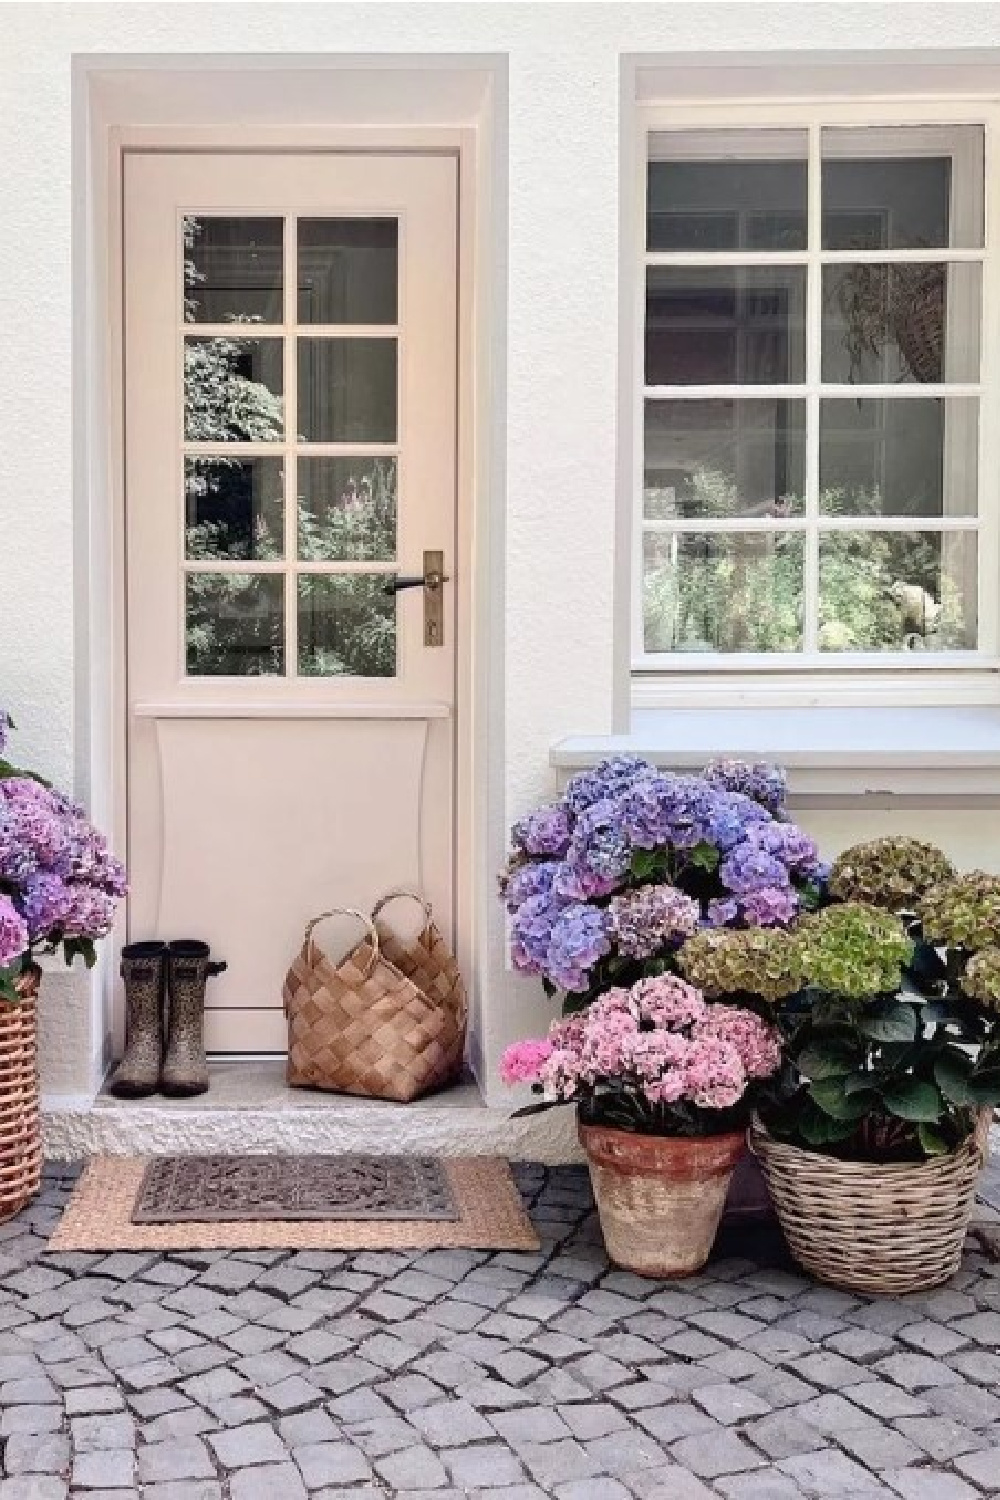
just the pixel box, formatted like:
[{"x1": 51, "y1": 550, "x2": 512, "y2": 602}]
[{"x1": 82, "y1": 98, "x2": 495, "y2": 1085}]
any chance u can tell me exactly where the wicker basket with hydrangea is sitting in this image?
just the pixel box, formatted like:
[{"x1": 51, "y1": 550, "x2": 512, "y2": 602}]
[
  {"x1": 0, "y1": 710, "x2": 126, "y2": 1220},
  {"x1": 723, "y1": 836, "x2": 1000, "y2": 1294}
]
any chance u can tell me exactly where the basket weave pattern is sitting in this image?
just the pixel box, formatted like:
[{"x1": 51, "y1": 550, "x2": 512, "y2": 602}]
[
  {"x1": 752, "y1": 1121, "x2": 983, "y2": 1296},
  {"x1": 0, "y1": 967, "x2": 42, "y2": 1224},
  {"x1": 283, "y1": 908, "x2": 466, "y2": 1104}
]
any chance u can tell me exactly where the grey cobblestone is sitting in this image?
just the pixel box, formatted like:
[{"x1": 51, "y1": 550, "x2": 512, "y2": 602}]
[{"x1": 3, "y1": 1164, "x2": 1000, "y2": 1498}]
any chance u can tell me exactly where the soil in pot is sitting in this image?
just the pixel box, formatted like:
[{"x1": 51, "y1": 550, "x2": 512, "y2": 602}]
[{"x1": 579, "y1": 1121, "x2": 746, "y2": 1278}]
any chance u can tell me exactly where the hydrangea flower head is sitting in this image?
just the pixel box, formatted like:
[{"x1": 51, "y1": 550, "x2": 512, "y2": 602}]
[
  {"x1": 607, "y1": 883, "x2": 700, "y2": 959},
  {"x1": 679, "y1": 926, "x2": 805, "y2": 1002},
  {"x1": 831, "y1": 837, "x2": 955, "y2": 913},
  {"x1": 961, "y1": 945, "x2": 1000, "y2": 1010},
  {"x1": 798, "y1": 902, "x2": 912, "y2": 997},
  {"x1": 0, "y1": 894, "x2": 28, "y2": 967},
  {"x1": 512, "y1": 804, "x2": 573, "y2": 859},
  {"x1": 918, "y1": 872, "x2": 1000, "y2": 952},
  {"x1": 704, "y1": 759, "x2": 787, "y2": 816}
]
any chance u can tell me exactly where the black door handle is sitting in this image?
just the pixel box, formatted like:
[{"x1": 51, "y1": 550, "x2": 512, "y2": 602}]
[{"x1": 382, "y1": 570, "x2": 449, "y2": 596}]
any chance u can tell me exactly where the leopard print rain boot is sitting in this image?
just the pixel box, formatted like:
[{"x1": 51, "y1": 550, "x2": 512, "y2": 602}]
[
  {"x1": 108, "y1": 941, "x2": 167, "y2": 1098},
  {"x1": 161, "y1": 941, "x2": 227, "y2": 1097}
]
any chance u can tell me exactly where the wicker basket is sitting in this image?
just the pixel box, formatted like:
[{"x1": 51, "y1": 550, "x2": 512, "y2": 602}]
[
  {"x1": 283, "y1": 897, "x2": 466, "y2": 1104},
  {"x1": 751, "y1": 1118, "x2": 985, "y2": 1295},
  {"x1": 0, "y1": 966, "x2": 42, "y2": 1224}
]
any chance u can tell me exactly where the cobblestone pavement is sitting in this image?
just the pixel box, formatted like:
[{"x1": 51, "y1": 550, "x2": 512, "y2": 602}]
[{"x1": 2, "y1": 1164, "x2": 1000, "y2": 1499}]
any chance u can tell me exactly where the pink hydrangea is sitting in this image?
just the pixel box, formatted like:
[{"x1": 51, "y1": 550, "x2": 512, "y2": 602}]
[{"x1": 500, "y1": 1039, "x2": 554, "y2": 1085}]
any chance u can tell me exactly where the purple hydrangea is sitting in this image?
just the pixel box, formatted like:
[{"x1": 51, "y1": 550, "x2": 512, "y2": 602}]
[
  {"x1": 705, "y1": 759, "x2": 788, "y2": 816},
  {"x1": 0, "y1": 894, "x2": 28, "y2": 967},
  {"x1": 705, "y1": 897, "x2": 740, "y2": 927},
  {"x1": 608, "y1": 883, "x2": 700, "y2": 959},
  {"x1": 621, "y1": 774, "x2": 708, "y2": 851},
  {"x1": 61, "y1": 885, "x2": 117, "y2": 940},
  {"x1": 512, "y1": 804, "x2": 572, "y2": 859},
  {"x1": 740, "y1": 885, "x2": 801, "y2": 927},
  {"x1": 745, "y1": 820, "x2": 820, "y2": 875},
  {"x1": 545, "y1": 904, "x2": 610, "y2": 993},
  {"x1": 20, "y1": 871, "x2": 71, "y2": 939},
  {"x1": 510, "y1": 893, "x2": 563, "y2": 974},
  {"x1": 503, "y1": 859, "x2": 562, "y2": 914},
  {"x1": 563, "y1": 756, "x2": 652, "y2": 816},
  {"x1": 563, "y1": 798, "x2": 631, "y2": 890},
  {"x1": 720, "y1": 844, "x2": 792, "y2": 895}
]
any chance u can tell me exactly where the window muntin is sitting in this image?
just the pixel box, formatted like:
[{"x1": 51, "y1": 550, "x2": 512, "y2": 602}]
[
  {"x1": 181, "y1": 213, "x2": 400, "y2": 679},
  {"x1": 639, "y1": 122, "x2": 987, "y2": 666}
]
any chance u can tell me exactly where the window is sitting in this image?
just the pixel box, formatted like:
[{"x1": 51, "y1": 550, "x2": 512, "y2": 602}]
[{"x1": 636, "y1": 112, "x2": 992, "y2": 675}]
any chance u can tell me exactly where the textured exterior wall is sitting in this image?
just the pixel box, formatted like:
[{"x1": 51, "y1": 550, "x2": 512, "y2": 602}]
[{"x1": 2, "y1": 3, "x2": 1000, "y2": 1110}]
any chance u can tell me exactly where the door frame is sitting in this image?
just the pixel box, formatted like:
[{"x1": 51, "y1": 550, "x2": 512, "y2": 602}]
[{"x1": 79, "y1": 74, "x2": 500, "y2": 1087}]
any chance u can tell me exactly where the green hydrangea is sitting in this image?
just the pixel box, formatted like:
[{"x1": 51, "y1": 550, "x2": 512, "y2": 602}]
[
  {"x1": 677, "y1": 926, "x2": 805, "y2": 1002},
  {"x1": 829, "y1": 837, "x2": 954, "y2": 912},
  {"x1": 961, "y1": 945, "x2": 1000, "y2": 1010},
  {"x1": 918, "y1": 872, "x2": 1000, "y2": 952},
  {"x1": 798, "y1": 902, "x2": 913, "y2": 998}
]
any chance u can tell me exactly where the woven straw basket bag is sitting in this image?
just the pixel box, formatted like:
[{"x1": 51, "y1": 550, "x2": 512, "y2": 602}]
[{"x1": 283, "y1": 892, "x2": 467, "y2": 1103}]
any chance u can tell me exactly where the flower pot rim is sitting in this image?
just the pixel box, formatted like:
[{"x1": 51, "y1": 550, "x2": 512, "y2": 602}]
[{"x1": 579, "y1": 1118, "x2": 747, "y2": 1147}]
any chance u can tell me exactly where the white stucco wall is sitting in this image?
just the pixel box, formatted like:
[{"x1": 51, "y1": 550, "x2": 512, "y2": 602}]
[{"x1": 3, "y1": 2, "x2": 1000, "y2": 1108}]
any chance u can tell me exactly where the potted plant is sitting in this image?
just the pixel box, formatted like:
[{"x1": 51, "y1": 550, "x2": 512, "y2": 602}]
[
  {"x1": 502, "y1": 972, "x2": 781, "y2": 1276},
  {"x1": 0, "y1": 710, "x2": 126, "y2": 1221},
  {"x1": 743, "y1": 838, "x2": 1000, "y2": 1294}
]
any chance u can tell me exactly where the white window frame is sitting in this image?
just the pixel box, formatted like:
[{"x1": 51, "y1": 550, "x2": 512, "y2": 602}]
[{"x1": 630, "y1": 97, "x2": 1000, "y2": 706}]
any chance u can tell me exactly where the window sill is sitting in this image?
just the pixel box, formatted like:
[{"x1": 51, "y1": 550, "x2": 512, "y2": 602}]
[{"x1": 550, "y1": 706, "x2": 1000, "y2": 804}]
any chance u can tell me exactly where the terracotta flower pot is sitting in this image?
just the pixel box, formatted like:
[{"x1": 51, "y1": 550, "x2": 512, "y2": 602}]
[{"x1": 578, "y1": 1120, "x2": 747, "y2": 1278}]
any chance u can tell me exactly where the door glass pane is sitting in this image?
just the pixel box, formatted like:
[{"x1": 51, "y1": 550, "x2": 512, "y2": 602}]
[
  {"x1": 298, "y1": 457, "x2": 397, "y2": 561},
  {"x1": 183, "y1": 217, "x2": 284, "y2": 324},
  {"x1": 297, "y1": 575, "x2": 396, "y2": 677},
  {"x1": 822, "y1": 263, "x2": 981, "y2": 384},
  {"x1": 298, "y1": 219, "x2": 398, "y2": 324},
  {"x1": 185, "y1": 458, "x2": 285, "y2": 560},
  {"x1": 646, "y1": 267, "x2": 807, "y2": 385},
  {"x1": 297, "y1": 338, "x2": 397, "y2": 442},
  {"x1": 822, "y1": 126, "x2": 984, "y2": 250},
  {"x1": 184, "y1": 337, "x2": 284, "y2": 442},
  {"x1": 647, "y1": 130, "x2": 807, "y2": 251},
  {"x1": 820, "y1": 398, "x2": 978, "y2": 518},
  {"x1": 818, "y1": 531, "x2": 977, "y2": 651},
  {"x1": 643, "y1": 532, "x2": 804, "y2": 653},
  {"x1": 644, "y1": 399, "x2": 805, "y2": 519},
  {"x1": 186, "y1": 574, "x2": 285, "y2": 676}
]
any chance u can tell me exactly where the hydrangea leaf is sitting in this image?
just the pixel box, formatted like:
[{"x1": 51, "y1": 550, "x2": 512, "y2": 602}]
[
  {"x1": 967, "y1": 1067, "x2": 1000, "y2": 1107},
  {"x1": 798, "y1": 1101, "x2": 861, "y2": 1146},
  {"x1": 933, "y1": 1048, "x2": 975, "y2": 1106},
  {"x1": 809, "y1": 1078, "x2": 878, "y2": 1119},
  {"x1": 858, "y1": 1000, "x2": 918, "y2": 1044},
  {"x1": 797, "y1": 1039, "x2": 862, "y2": 1080},
  {"x1": 688, "y1": 841, "x2": 721, "y2": 873},
  {"x1": 881, "y1": 1078, "x2": 944, "y2": 1122},
  {"x1": 918, "y1": 1122, "x2": 951, "y2": 1155}
]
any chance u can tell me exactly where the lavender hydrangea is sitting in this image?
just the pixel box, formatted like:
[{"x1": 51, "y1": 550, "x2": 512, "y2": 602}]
[
  {"x1": 545, "y1": 904, "x2": 610, "y2": 993},
  {"x1": 502, "y1": 756, "x2": 826, "y2": 998},
  {"x1": 0, "y1": 894, "x2": 28, "y2": 967},
  {"x1": 512, "y1": 804, "x2": 572, "y2": 858},
  {"x1": 607, "y1": 884, "x2": 700, "y2": 959},
  {"x1": 0, "y1": 724, "x2": 126, "y2": 981},
  {"x1": 705, "y1": 758, "x2": 788, "y2": 816}
]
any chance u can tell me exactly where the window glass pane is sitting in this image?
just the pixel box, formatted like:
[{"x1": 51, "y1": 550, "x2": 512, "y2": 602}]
[
  {"x1": 645, "y1": 399, "x2": 805, "y2": 519},
  {"x1": 819, "y1": 531, "x2": 977, "y2": 651},
  {"x1": 297, "y1": 575, "x2": 396, "y2": 677},
  {"x1": 298, "y1": 457, "x2": 396, "y2": 561},
  {"x1": 646, "y1": 267, "x2": 807, "y2": 385},
  {"x1": 185, "y1": 458, "x2": 284, "y2": 560},
  {"x1": 297, "y1": 338, "x2": 397, "y2": 442},
  {"x1": 184, "y1": 337, "x2": 284, "y2": 442},
  {"x1": 822, "y1": 263, "x2": 981, "y2": 384},
  {"x1": 647, "y1": 131, "x2": 807, "y2": 251},
  {"x1": 186, "y1": 574, "x2": 285, "y2": 676},
  {"x1": 820, "y1": 398, "x2": 978, "y2": 518},
  {"x1": 298, "y1": 219, "x2": 398, "y2": 325},
  {"x1": 643, "y1": 532, "x2": 804, "y2": 653},
  {"x1": 822, "y1": 126, "x2": 984, "y2": 250},
  {"x1": 183, "y1": 217, "x2": 283, "y2": 324}
]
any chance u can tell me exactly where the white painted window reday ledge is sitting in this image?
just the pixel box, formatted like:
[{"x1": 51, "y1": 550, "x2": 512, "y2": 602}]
[{"x1": 551, "y1": 707, "x2": 1000, "y2": 802}]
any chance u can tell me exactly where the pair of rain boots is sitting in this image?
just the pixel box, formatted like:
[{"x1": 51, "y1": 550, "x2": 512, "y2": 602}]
[{"x1": 109, "y1": 941, "x2": 226, "y2": 1099}]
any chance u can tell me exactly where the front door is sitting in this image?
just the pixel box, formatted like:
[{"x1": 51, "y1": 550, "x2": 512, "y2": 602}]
[{"x1": 123, "y1": 152, "x2": 458, "y2": 1053}]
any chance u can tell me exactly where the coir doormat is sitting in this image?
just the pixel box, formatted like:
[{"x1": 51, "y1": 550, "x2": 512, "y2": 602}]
[{"x1": 49, "y1": 1156, "x2": 539, "y2": 1252}]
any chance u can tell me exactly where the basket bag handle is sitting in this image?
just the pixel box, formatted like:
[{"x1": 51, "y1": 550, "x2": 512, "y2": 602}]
[
  {"x1": 302, "y1": 908, "x2": 381, "y2": 981},
  {"x1": 371, "y1": 888, "x2": 434, "y2": 938}
]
